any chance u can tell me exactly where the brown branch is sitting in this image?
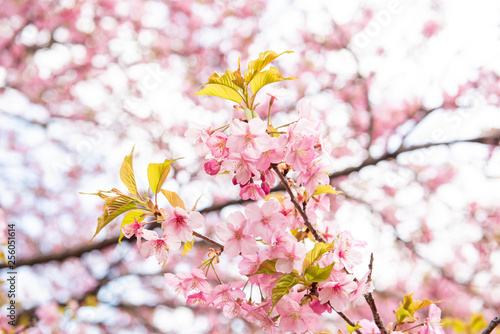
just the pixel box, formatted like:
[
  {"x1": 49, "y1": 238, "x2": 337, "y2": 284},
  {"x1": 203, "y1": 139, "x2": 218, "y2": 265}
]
[
  {"x1": 482, "y1": 315, "x2": 500, "y2": 334},
  {"x1": 271, "y1": 164, "x2": 326, "y2": 243},
  {"x1": 362, "y1": 255, "x2": 388, "y2": 334},
  {"x1": 3, "y1": 136, "x2": 499, "y2": 270},
  {"x1": 193, "y1": 231, "x2": 224, "y2": 250}
]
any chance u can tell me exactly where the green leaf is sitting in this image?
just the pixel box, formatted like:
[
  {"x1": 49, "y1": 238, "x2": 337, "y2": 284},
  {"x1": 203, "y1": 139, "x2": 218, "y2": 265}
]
[
  {"x1": 396, "y1": 307, "x2": 416, "y2": 324},
  {"x1": 91, "y1": 195, "x2": 137, "y2": 243},
  {"x1": 244, "y1": 108, "x2": 259, "y2": 121},
  {"x1": 304, "y1": 263, "x2": 335, "y2": 282},
  {"x1": 244, "y1": 50, "x2": 293, "y2": 84},
  {"x1": 160, "y1": 189, "x2": 185, "y2": 209},
  {"x1": 395, "y1": 294, "x2": 441, "y2": 325},
  {"x1": 147, "y1": 159, "x2": 179, "y2": 194},
  {"x1": 303, "y1": 242, "x2": 335, "y2": 272},
  {"x1": 119, "y1": 210, "x2": 145, "y2": 244},
  {"x1": 119, "y1": 147, "x2": 138, "y2": 195},
  {"x1": 312, "y1": 184, "x2": 343, "y2": 197},
  {"x1": 271, "y1": 274, "x2": 302, "y2": 306},
  {"x1": 194, "y1": 70, "x2": 243, "y2": 103},
  {"x1": 248, "y1": 259, "x2": 279, "y2": 276},
  {"x1": 347, "y1": 322, "x2": 362, "y2": 334},
  {"x1": 249, "y1": 67, "x2": 297, "y2": 96},
  {"x1": 181, "y1": 239, "x2": 194, "y2": 258}
]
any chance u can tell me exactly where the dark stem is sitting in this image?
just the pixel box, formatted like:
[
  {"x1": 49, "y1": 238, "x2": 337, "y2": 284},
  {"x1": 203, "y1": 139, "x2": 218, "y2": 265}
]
[
  {"x1": 363, "y1": 254, "x2": 388, "y2": 334},
  {"x1": 271, "y1": 164, "x2": 326, "y2": 243},
  {"x1": 327, "y1": 302, "x2": 362, "y2": 334},
  {"x1": 482, "y1": 315, "x2": 500, "y2": 334},
  {"x1": 193, "y1": 231, "x2": 224, "y2": 250}
]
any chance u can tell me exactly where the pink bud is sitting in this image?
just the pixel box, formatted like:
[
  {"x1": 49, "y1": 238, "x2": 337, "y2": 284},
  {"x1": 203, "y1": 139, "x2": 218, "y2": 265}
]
[
  {"x1": 204, "y1": 160, "x2": 221, "y2": 175},
  {"x1": 261, "y1": 181, "x2": 271, "y2": 194}
]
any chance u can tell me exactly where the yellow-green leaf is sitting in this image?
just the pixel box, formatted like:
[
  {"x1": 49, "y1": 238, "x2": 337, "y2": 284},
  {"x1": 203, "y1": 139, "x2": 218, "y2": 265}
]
[
  {"x1": 195, "y1": 70, "x2": 243, "y2": 103},
  {"x1": 347, "y1": 322, "x2": 362, "y2": 334},
  {"x1": 160, "y1": 189, "x2": 185, "y2": 210},
  {"x1": 181, "y1": 239, "x2": 194, "y2": 258},
  {"x1": 312, "y1": 184, "x2": 343, "y2": 197},
  {"x1": 244, "y1": 50, "x2": 293, "y2": 84},
  {"x1": 249, "y1": 259, "x2": 278, "y2": 276},
  {"x1": 396, "y1": 294, "x2": 441, "y2": 325},
  {"x1": 147, "y1": 159, "x2": 178, "y2": 194},
  {"x1": 271, "y1": 273, "x2": 302, "y2": 306},
  {"x1": 120, "y1": 147, "x2": 138, "y2": 195},
  {"x1": 90, "y1": 195, "x2": 137, "y2": 243},
  {"x1": 303, "y1": 242, "x2": 335, "y2": 272},
  {"x1": 442, "y1": 318, "x2": 467, "y2": 333},
  {"x1": 249, "y1": 67, "x2": 297, "y2": 96},
  {"x1": 305, "y1": 263, "x2": 335, "y2": 282},
  {"x1": 119, "y1": 210, "x2": 145, "y2": 244},
  {"x1": 469, "y1": 314, "x2": 488, "y2": 333},
  {"x1": 195, "y1": 84, "x2": 243, "y2": 103}
]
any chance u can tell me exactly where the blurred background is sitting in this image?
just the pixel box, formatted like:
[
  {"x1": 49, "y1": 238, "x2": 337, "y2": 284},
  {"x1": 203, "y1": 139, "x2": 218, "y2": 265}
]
[{"x1": 1, "y1": 0, "x2": 500, "y2": 332}]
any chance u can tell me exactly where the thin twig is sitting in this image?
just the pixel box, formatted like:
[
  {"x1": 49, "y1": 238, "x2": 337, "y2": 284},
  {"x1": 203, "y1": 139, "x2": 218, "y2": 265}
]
[
  {"x1": 482, "y1": 315, "x2": 500, "y2": 334},
  {"x1": 363, "y1": 254, "x2": 388, "y2": 334},
  {"x1": 271, "y1": 164, "x2": 326, "y2": 243},
  {"x1": 193, "y1": 231, "x2": 224, "y2": 250}
]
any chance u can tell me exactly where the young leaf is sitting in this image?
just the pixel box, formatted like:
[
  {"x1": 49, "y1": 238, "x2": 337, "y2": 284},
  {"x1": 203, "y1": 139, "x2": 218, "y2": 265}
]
[
  {"x1": 194, "y1": 70, "x2": 243, "y2": 103},
  {"x1": 181, "y1": 239, "x2": 194, "y2": 258},
  {"x1": 244, "y1": 108, "x2": 259, "y2": 121},
  {"x1": 244, "y1": 50, "x2": 293, "y2": 84},
  {"x1": 396, "y1": 294, "x2": 441, "y2": 324},
  {"x1": 160, "y1": 189, "x2": 185, "y2": 209},
  {"x1": 442, "y1": 318, "x2": 467, "y2": 334},
  {"x1": 119, "y1": 147, "x2": 138, "y2": 195},
  {"x1": 249, "y1": 67, "x2": 297, "y2": 96},
  {"x1": 346, "y1": 322, "x2": 362, "y2": 334},
  {"x1": 118, "y1": 210, "x2": 145, "y2": 244},
  {"x1": 271, "y1": 273, "x2": 302, "y2": 306},
  {"x1": 312, "y1": 184, "x2": 343, "y2": 197},
  {"x1": 468, "y1": 314, "x2": 488, "y2": 333},
  {"x1": 91, "y1": 195, "x2": 137, "y2": 243},
  {"x1": 0, "y1": 250, "x2": 7, "y2": 266},
  {"x1": 147, "y1": 159, "x2": 178, "y2": 194},
  {"x1": 304, "y1": 263, "x2": 335, "y2": 282},
  {"x1": 303, "y1": 242, "x2": 335, "y2": 272},
  {"x1": 248, "y1": 259, "x2": 279, "y2": 276}
]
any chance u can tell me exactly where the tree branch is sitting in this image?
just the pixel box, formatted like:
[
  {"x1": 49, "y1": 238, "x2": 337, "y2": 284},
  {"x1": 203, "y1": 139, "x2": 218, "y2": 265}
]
[
  {"x1": 271, "y1": 164, "x2": 326, "y2": 243},
  {"x1": 482, "y1": 315, "x2": 500, "y2": 334}
]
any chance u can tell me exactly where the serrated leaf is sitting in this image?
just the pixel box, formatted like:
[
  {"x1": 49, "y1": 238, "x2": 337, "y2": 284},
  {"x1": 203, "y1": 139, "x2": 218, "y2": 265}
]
[
  {"x1": 181, "y1": 239, "x2": 194, "y2": 258},
  {"x1": 160, "y1": 189, "x2": 185, "y2": 209},
  {"x1": 303, "y1": 242, "x2": 335, "y2": 272},
  {"x1": 249, "y1": 259, "x2": 278, "y2": 276},
  {"x1": 271, "y1": 274, "x2": 302, "y2": 306},
  {"x1": 244, "y1": 50, "x2": 293, "y2": 84},
  {"x1": 120, "y1": 147, "x2": 138, "y2": 195},
  {"x1": 304, "y1": 263, "x2": 335, "y2": 282},
  {"x1": 119, "y1": 210, "x2": 145, "y2": 244},
  {"x1": 312, "y1": 185, "x2": 343, "y2": 197},
  {"x1": 147, "y1": 159, "x2": 179, "y2": 194},
  {"x1": 346, "y1": 322, "x2": 362, "y2": 334},
  {"x1": 249, "y1": 67, "x2": 297, "y2": 96},
  {"x1": 90, "y1": 195, "x2": 137, "y2": 243},
  {"x1": 195, "y1": 70, "x2": 243, "y2": 103}
]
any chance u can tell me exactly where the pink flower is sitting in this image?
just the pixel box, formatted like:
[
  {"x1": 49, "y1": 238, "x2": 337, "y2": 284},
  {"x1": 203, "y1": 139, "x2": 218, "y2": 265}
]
[
  {"x1": 419, "y1": 304, "x2": 445, "y2": 334},
  {"x1": 275, "y1": 297, "x2": 319, "y2": 333},
  {"x1": 240, "y1": 183, "x2": 265, "y2": 200},
  {"x1": 35, "y1": 301, "x2": 61, "y2": 328},
  {"x1": 255, "y1": 135, "x2": 287, "y2": 171},
  {"x1": 226, "y1": 118, "x2": 271, "y2": 155},
  {"x1": 177, "y1": 268, "x2": 212, "y2": 295},
  {"x1": 359, "y1": 319, "x2": 380, "y2": 334},
  {"x1": 206, "y1": 132, "x2": 229, "y2": 158},
  {"x1": 162, "y1": 207, "x2": 204, "y2": 243},
  {"x1": 121, "y1": 217, "x2": 148, "y2": 247},
  {"x1": 245, "y1": 198, "x2": 288, "y2": 244},
  {"x1": 185, "y1": 123, "x2": 212, "y2": 155},
  {"x1": 332, "y1": 233, "x2": 363, "y2": 272},
  {"x1": 187, "y1": 291, "x2": 208, "y2": 306},
  {"x1": 216, "y1": 211, "x2": 259, "y2": 258},
  {"x1": 349, "y1": 270, "x2": 374, "y2": 305},
  {"x1": 140, "y1": 231, "x2": 180, "y2": 265},
  {"x1": 319, "y1": 272, "x2": 357, "y2": 311},
  {"x1": 221, "y1": 151, "x2": 260, "y2": 185},
  {"x1": 285, "y1": 135, "x2": 316, "y2": 172},
  {"x1": 208, "y1": 281, "x2": 246, "y2": 319},
  {"x1": 296, "y1": 160, "x2": 330, "y2": 195},
  {"x1": 269, "y1": 236, "x2": 307, "y2": 273}
]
